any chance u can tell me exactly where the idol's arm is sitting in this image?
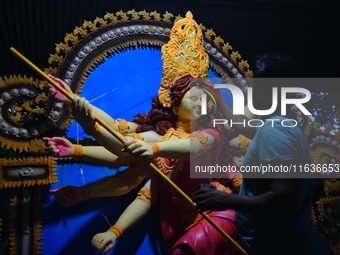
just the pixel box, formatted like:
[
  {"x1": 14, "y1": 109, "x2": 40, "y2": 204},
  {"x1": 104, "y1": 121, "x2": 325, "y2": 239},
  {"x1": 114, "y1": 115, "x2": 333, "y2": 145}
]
[
  {"x1": 48, "y1": 75, "x2": 139, "y2": 134},
  {"x1": 91, "y1": 178, "x2": 155, "y2": 255},
  {"x1": 46, "y1": 136, "x2": 133, "y2": 168},
  {"x1": 51, "y1": 160, "x2": 149, "y2": 206},
  {"x1": 124, "y1": 131, "x2": 217, "y2": 160}
]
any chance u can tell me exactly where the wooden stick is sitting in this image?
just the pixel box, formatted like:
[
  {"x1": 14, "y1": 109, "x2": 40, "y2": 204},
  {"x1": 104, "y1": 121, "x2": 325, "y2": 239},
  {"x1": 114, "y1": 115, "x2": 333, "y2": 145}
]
[
  {"x1": 149, "y1": 163, "x2": 247, "y2": 254},
  {"x1": 10, "y1": 47, "x2": 247, "y2": 255},
  {"x1": 9, "y1": 47, "x2": 126, "y2": 144}
]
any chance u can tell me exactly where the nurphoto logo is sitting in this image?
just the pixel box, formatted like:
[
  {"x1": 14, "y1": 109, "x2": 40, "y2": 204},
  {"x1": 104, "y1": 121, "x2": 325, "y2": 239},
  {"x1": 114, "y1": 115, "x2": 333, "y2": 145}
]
[{"x1": 200, "y1": 81, "x2": 312, "y2": 128}]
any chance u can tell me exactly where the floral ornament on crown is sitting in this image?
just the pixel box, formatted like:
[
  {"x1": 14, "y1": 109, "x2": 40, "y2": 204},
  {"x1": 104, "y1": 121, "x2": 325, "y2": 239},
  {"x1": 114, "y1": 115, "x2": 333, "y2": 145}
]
[{"x1": 159, "y1": 11, "x2": 209, "y2": 108}]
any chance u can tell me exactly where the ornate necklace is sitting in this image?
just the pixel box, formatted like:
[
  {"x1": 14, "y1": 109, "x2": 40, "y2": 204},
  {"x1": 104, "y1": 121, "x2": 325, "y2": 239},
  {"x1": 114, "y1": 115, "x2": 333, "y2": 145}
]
[{"x1": 154, "y1": 128, "x2": 190, "y2": 180}]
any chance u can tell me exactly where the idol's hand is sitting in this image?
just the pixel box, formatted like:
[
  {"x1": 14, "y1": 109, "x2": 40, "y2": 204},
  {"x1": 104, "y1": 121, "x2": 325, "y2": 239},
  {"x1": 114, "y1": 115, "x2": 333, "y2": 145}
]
[
  {"x1": 123, "y1": 139, "x2": 154, "y2": 158},
  {"x1": 48, "y1": 75, "x2": 74, "y2": 102},
  {"x1": 44, "y1": 137, "x2": 74, "y2": 157},
  {"x1": 50, "y1": 185, "x2": 84, "y2": 207},
  {"x1": 92, "y1": 231, "x2": 117, "y2": 255}
]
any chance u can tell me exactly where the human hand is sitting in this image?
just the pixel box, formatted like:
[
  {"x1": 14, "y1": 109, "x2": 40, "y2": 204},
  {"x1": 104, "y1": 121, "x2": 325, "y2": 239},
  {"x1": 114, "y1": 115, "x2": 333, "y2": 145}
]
[
  {"x1": 48, "y1": 75, "x2": 74, "y2": 102},
  {"x1": 193, "y1": 186, "x2": 230, "y2": 211},
  {"x1": 50, "y1": 185, "x2": 84, "y2": 207},
  {"x1": 71, "y1": 97, "x2": 97, "y2": 134},
  {"x1": 44, "y1": 137, "x2": 74, "y2": 157},
  {"x1": 123, "y1": 139, "x2": 154, "y2": 158},
  {"x1": 92, "y1": 231, "x2": 117, "y2": 255}
]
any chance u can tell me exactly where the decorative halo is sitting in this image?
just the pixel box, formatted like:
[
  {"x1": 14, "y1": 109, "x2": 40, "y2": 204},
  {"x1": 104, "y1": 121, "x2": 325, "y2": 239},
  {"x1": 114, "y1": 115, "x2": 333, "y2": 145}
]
[{"x1": 0, "y1": 75, "x2": 69, "y2": 152}]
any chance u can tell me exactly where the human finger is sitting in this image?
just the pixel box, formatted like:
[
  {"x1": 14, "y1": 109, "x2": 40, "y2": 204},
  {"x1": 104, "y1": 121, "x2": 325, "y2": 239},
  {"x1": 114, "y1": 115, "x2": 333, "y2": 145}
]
[
  {"x1": 192, "y1": 195, "x2": 212, "y2": 211},
  {"x1": 192, "y1": 190, "x2": 211, "y2": 204},
  {"x1": 194, "y1": 188, "x2": 210, "y2": 196}
]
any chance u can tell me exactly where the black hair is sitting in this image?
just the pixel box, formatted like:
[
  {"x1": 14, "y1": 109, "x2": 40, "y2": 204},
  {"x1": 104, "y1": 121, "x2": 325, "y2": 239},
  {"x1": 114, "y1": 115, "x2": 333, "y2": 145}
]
[{"x1": 250, "y1": 53, "x2": 299, "y2": 118}]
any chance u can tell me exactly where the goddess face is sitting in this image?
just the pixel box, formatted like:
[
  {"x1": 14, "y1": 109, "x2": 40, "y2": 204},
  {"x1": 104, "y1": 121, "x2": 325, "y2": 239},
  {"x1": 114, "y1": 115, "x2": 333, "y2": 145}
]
[{"x1": 175, "y1": 86, "x2": 203, "y2": 121}]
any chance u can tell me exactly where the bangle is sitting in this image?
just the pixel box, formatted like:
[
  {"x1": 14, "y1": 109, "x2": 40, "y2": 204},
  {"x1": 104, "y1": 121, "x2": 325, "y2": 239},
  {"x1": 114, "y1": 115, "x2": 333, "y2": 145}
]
[
  {"x1": 137, "y1": 188, "x2": 152, "y2": 201},
  {"x1": 127, "y1": 133, "x2": 144, "y2": 141},
  {"x1": 117, "y1": 118, "x2": 128, "y2": 136},
  {"x1": 190, "y1": 131, "x2": 209, "y2": 152},
  {"x1": 148, "y1": 142, "x2": 160, "y2": 156},
  {"x1": 108, "y1": 225, "x2": 123, "y2": 238},
  {"x1": 238, "y1": 134, "x2": 251, "y2": 154},
  {"x1": 74, "y1": 144, "x2": 83, "y2": 158},
  {"x1": 85, "y1": 122, "x2": 100, "y2": 135},
  {"x1": 80, "y1": 186, "x2": 94, "y2": 200}
]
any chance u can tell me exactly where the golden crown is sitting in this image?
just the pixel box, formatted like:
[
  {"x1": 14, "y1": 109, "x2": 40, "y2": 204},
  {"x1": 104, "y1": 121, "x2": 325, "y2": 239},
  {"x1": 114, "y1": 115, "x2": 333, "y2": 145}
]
[{"x1": 158, "y1": 11, "x2": 209, "y2": 108}]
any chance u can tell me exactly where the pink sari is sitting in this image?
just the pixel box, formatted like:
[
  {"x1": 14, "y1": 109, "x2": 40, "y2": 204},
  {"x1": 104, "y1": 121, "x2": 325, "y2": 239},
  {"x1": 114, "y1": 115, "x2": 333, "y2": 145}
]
[{"x1": 152, "y1": 128, "x2": 243, "y2": 255}]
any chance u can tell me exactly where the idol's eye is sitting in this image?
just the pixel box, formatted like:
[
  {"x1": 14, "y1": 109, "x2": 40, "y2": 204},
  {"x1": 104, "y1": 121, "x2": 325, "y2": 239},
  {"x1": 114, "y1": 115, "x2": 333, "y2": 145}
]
[{"x1": 190, "y1": 96, "x2": 198, "y2": 101}]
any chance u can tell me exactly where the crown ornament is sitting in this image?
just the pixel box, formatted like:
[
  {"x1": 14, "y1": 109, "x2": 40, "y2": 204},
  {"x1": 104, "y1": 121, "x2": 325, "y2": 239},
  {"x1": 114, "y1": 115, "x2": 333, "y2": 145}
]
[{"x1": 158, "y1": 11, "x2": 209, "y2": 108}]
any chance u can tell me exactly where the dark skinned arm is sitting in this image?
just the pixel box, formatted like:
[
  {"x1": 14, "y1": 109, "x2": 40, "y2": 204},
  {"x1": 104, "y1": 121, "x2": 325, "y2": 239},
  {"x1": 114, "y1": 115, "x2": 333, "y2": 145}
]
[{"x1": 194, "y1": 161, "x2": 300, "y2": 216}]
